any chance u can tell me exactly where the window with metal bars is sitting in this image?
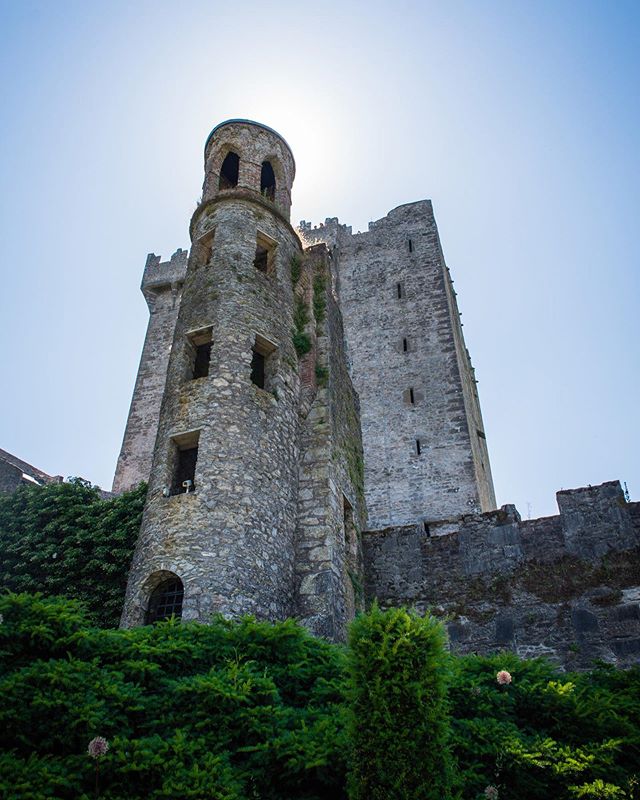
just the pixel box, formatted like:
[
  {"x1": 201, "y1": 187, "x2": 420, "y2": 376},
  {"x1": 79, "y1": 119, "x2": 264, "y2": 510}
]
[{"x1": 146, "y1": 577, "x2": 184, "y2": 623}]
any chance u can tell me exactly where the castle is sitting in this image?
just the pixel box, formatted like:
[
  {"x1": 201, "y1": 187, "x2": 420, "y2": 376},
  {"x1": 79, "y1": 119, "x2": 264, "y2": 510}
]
[{"x1": 114, "y1": 120, "x2": 640, "y2": 666}]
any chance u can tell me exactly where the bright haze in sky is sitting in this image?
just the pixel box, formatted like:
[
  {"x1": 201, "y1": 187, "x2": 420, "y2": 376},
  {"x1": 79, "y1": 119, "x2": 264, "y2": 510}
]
[{"x1": 0, "y1": 0, "x2": 638, "y2": 518}]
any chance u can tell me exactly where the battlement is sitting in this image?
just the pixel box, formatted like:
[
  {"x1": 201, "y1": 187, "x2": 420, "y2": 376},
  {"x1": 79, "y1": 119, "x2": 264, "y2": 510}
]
[
  {"x1": 299, "y1": 218, "x2": 352, "y2": 248},
  {"x1": 141, "y1": 248, "x2": 188, "y2": 294},
  {"x1": 363, "y1": 480, "x2": 640, "y2": 668}
]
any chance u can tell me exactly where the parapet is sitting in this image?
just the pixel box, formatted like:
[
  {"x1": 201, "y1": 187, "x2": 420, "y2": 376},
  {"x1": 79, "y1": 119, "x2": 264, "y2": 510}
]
[
  {"x1": 362, "y1": 480, "x2": 640, "y2": 668},
  {"x1": 298, "y1": 218, "x2": 352, "y2": 249},
  {"x1": 141, "y1": 248, "x2": 188, "y2": 295}
]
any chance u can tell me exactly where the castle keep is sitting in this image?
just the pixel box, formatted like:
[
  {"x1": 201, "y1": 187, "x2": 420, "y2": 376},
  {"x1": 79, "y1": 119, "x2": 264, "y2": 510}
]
[{"x1": 115, "y1": 120, "x2": 640, "y2": 663}]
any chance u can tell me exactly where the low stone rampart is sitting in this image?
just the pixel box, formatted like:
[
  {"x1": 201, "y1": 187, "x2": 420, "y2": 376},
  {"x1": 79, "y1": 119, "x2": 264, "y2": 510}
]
[{"x1": 363, "y1": 481, "x2": 640, "y2": 668}]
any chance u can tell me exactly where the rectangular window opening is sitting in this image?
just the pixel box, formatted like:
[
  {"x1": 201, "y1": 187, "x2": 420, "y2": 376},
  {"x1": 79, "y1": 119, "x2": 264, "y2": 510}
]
[
  {"x1": 409, "y1": 388, "x2": 415, "y2": 404},
  {"x1": 396, "y1": 282, "x2": 403, "y2": 299},
  {"x1": 196, "y1": 230, "x2": 214, "y2": 265},
  {"x1": 408, "y1": 239, "x2": 413, "y2": 253},
  {"x1": 403, "y1": 337, "x2": 408, "y2": 353},
  {"x1": 254, "y1": 231, "x2": 277, "y2": 274},
  {"x1": 416, "y1": 438, "x2": 422, "y2": 456},
  {"x1": 423, "y1": 521, "x2": 431, "y2": 537},
  {"x1": 170, "y1": 431, "x2": 200, "y2": 495},
  {"x1": 251, "y1": 333, "x2": 278, "y2": 391},
  {"x1": 187, "y1": 327, "x2": 213, "y2": 380},
  {"x1": 251, "y1": 349, "x2": 265, "y2": 388}
]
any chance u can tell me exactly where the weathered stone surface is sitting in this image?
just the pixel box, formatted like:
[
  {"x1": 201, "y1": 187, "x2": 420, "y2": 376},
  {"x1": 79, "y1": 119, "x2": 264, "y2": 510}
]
[
  {"x1": 113, "y1": 119, "x2": 637, "y2": 664},
  {"x1": 120, "y1": 122, "x2": 365, "y2": 641},
  {"x1": 113, "y1": 249, "x2": 188, "y2": 494},
  {"x1": 363, "y1": 481, "x2": 640, "y2": 668},
  {"x1": 0, "y1": 448, "x2": 62, "y2": 493},
  {"x1": 300, "y1": 204, "x2": 495, "y2": 529}
]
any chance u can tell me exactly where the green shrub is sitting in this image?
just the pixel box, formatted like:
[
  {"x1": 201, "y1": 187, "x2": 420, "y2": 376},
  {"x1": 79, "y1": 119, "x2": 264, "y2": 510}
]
[
  {"x1": 449, "y1": 653, "x2": 640, "y2": 799},
  {"x1": 1, "y1": 594, "x2": 640, "y2": 799},
  {"x1": 347, "y1": 604, "x2": 454, "y2": 800},
  {"x1": 0, "y1": 593, "x2": 349, "y2": 800},
  {"x1": 312, "y1": 272, "x2": 327, "y2": 325},
  {"x1": 291, "y1": 254, "x2": 302, "y2": 286},
  {"x1": 0, "y1": 479, "x2": 146, "y2": 627}
]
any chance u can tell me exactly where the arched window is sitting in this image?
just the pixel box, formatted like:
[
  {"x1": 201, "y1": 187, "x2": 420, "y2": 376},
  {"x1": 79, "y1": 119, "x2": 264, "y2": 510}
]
[
  {"x1": 260, "y1": 161, "x2": 276, "y2": 201},
  {"x1": 146, "y1": 576, "x2": 184, "y2": 623},
  {"x1": 219, "y1": 152, "x2": 239, "y2": 190}
]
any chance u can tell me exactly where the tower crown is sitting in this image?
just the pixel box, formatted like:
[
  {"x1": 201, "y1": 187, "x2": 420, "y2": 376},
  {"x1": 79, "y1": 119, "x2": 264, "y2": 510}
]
[{"x1": 201, "y1": 119, "x2": 295, "y2": 220}]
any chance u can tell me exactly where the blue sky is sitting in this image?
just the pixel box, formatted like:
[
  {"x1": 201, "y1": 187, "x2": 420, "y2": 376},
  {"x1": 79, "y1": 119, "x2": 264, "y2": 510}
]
[{"x1": 0, "y1": 0, "x2": 638, "y2": 518}]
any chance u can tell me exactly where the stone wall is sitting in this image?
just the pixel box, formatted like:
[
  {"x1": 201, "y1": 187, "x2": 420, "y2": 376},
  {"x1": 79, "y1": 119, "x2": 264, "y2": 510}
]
[
  {"x1": 0, "y1": 448, "x2": 61, "y2": 493},
  {"x1": 363, "y1": 480, "x2": 640, "y2": 668},
  {"x1": 294, "y1": 244, "x2": 366, "y2": 641},
  {"x1": 112, "y1": 249, "x2": 188, "y2": 493},
  {"x1": 300, "y1": 201, "x2": 496, "y2": 530}
]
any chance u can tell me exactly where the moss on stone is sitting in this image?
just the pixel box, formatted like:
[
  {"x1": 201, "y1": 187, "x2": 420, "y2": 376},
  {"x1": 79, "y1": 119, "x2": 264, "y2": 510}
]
[{"x1": 292, "y1": 296, "x2": 311, "y2": 357}]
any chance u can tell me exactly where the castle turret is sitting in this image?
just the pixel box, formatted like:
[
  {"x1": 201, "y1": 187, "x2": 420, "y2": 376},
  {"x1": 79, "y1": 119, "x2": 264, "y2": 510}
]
[{"x1": 121, "y1": 121, "x2": 306, "y2": 625}]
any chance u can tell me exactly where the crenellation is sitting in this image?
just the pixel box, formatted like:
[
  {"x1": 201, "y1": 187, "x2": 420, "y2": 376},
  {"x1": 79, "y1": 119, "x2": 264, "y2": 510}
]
[
  {"x1": 363, "y1": 481, "x2": 640, "y2": 667},
  {"x1": 141, "y1": 248, "x2": 188, "y2": 295}
]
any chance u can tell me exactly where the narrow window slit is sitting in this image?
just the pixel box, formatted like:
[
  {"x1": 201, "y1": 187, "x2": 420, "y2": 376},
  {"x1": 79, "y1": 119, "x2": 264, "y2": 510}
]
[
  {"x1": 403, "y1": 338, "x2": 408, "y2": 352},
  {"x1": 416, "y1": 439, "x2": 422, "y2": 456},
  {"x1": 251, "y1": 349, "x2": 265, "y2": 388}
]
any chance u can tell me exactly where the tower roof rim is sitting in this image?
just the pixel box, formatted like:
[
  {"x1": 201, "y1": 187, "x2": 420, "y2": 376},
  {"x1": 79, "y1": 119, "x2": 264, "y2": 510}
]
[{"x1": 204, "y1": 119, "x2": 296, "y2": 171}]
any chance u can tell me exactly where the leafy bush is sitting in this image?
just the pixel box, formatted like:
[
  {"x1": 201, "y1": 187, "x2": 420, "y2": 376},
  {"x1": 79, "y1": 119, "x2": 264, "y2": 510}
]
[
  {"x1": 449, "y1": 652, "x2": 640, "y2": 799},
  {"x1": 0, "y1": 593, "x2": 349, "y2": 800},
  {"x1": 0, "y1": 480, "x2": 146, "y2": 627},
  {"x1": 347, "y1": 604, "x2": 454, "y2": 800},
  {"x1": 0, "y1": 594, "x2": 639, "y2": 799}
]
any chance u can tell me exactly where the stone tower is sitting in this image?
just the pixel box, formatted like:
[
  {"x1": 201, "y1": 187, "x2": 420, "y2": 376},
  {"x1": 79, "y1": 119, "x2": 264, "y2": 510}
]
[
  {"x1": 301, "y1": 202, "x2": 496, "y2": 529},
  {"x1": 120, "y1": 121, "x2": 366, "y2": 638}
]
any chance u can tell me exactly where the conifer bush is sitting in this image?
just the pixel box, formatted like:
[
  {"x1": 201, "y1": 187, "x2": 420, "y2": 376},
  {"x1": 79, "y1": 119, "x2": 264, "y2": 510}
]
[
  {"x1": 346, "y1": 604, "x2": 454, "y2": 800},
  {"x1": 0, "y1": 593, "x2": 350, "y2": 800}
]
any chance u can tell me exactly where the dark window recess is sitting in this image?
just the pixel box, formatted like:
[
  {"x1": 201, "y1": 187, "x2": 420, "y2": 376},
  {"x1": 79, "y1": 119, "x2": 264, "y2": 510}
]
[
  {"x1": 397, "y1": 282, "x2": 404, "y2": 299},
  {"x1": 251, "y1": 349, "x2": 265, "y2": 388},
  {"x1": 193, "y1": 342, "x2": 212, "y2": 379},
  {"x1": 409, "y1": 239, "x2": 413, "y2": 253},
  {"x1": 403, "y1": 338, "x2": 409, "y2": 352},
  {"x1": 477, "y1": 428, "x2": 486, "y2": 439},
  {"x1": 416, "y1": 439, "x2": 422, "y2": 456},
  {"x1": 409, "y1": 388, "x2": 415, "y2": 404},
  {"x1": 260, "y1": 161, "x2": 276, "y2": 201},
  {"x1": 172, "y1": 446, "x2": 198, "y2": 494},
  {"x1": 254, "y1": 244, "x2": 269, "y2": 272},
  {"x1": 219, "y1": 151, "x2": 239, "y2": 189},
  {"x1": 423, "y1": 521, "x2": 431, "y2": 537},
  {"x1": 146, "y1": 578, "x2": 184, "y2": 624}
]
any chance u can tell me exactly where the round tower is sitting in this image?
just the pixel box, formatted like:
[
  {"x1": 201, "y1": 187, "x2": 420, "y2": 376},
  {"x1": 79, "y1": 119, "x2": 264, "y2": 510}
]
[{"x1": 121, "y1": 120, "x2": 303, "y2": 626}]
